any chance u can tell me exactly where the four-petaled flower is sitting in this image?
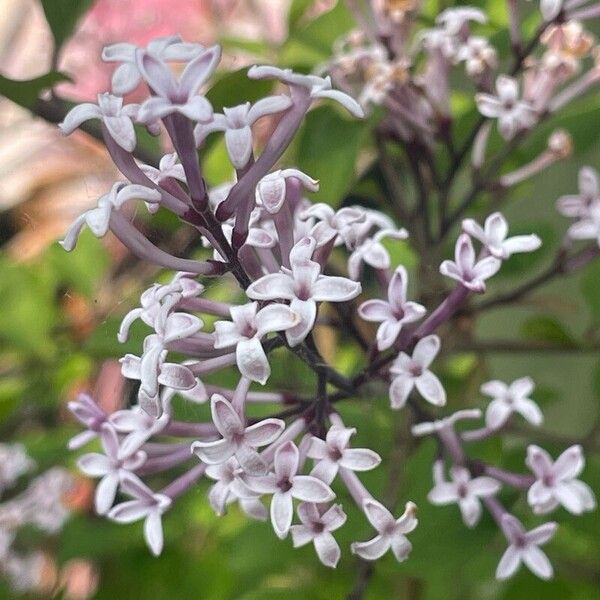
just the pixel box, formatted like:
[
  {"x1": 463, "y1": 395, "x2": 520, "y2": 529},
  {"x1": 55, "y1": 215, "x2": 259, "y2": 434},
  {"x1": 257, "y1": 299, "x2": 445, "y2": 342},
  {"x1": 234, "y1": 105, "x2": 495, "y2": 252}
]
[
  {"x1": 77, "y1": 424, "x2": 146, "y2": 515},
  {"x1": 351, "y1": 499, "x2": 418, "y2": 561},
  {"x1": 358, "y1": 265, "x2": 426, "y2": 350},
  {"x1": 108, "y1": 477, "x2": 172, "y2": 556},
  {"x1": 191, "y1": 395, "x2": 284, "y2": 475},
  {"x1": 67, "y1": 393, "x2": 108, "y2": 450},
  {"x1": 307, "y1": 426, "x2": 381, "y2": 484},
  {"x1": 476, "y1": 75, "x2": 536, "y2": 140},
  {"x1": 194, "y1": 96, "x2": 292, "y2": 168},
  {"x1": 526, "y1": 444, "x2": 596, "y2": 515},
  {"x1": 440, "y1": 233, "x2": 501, "y2": 292},
  {"x1": 205, "y1": 457, "x2": 267, "y2": 520},
  {"x1": 247, "y1": 441, "x2": 335, "y2": 539},
  {"x1": 290, "y1": 503, "x2": 347, "y2": 568},
  {"x1": 299, "y1": 203, "x2": 366, "y2": 247},
  {"x1": 102, "y1": 35, "x2": 204, "y2": 95},
  {"x1": 248, "y1": 66, "x2": 364, "y2": 118},
  {"x1": 60, "y1": 182, "x2": 161, "y2": 251},
  {"x1": 247, "y1": 237, "x2": 362, "y2": 346},
  {"x1": 389, "y1": 335, "x2": 446, "y2": 409},
  {"x1": 556, "y1": 166, "x2": 599, "y2": 219},
  {"x1": 141, "y1": 153, "x2": 187, "y2": 188},
  {"x1": 213, "y1": 302, "x2": 300, "y2": 384},
  {"x1": 427, "y1": 462, "x2": 501, "y2": 527},
  {"x1": 136, "y1": 47, "x2": 220, "y2": 124},
  {"x1": 496, "y1": 514, "x2": 557, "y2": 581},
  {"x1": 462, "y1": 212, "x2": 542, "y2": 260},
  {"x1": 482, "y1": 377, "x2": 543, "y2": 429},
  {"x1": 59, "y1": 93, "x2": 140, "y2": 151}
]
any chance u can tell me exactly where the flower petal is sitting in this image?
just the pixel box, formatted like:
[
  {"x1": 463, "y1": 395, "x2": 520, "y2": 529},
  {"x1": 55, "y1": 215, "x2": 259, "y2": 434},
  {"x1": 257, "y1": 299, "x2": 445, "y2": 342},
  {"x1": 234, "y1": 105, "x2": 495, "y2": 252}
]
[
  {"x1": 351, "y1": 535, "x2": 390, "y2": 560},
  {"x1": 495, "y1": 545, "x2": 521, "y2": 580},
  {"x1": 415, "y1": 371, "x2": 447, "y2": 406},
  {"x1": 314, "y1": 531, "x2": 341, "y2": 568},
  {"x1": 271, "y1": 492, "x2": 293, "y2": 539},
  {"x1": 291, "y1": 476, "x2": 335, "y2": 502}
]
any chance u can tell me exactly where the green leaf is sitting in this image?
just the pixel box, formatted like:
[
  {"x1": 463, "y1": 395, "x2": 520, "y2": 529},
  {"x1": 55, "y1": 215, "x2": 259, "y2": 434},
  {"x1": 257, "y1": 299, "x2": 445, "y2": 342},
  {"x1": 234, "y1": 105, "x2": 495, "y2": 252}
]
[
  {"x1": 581, "y1": 259, "x2": 600, "y2": 323},
  {"x1": 297, "y1": 105, "x2": 370, "y2": 206},
  {"x1": 206, "y1": 69, "x2": 273, "y2": 112},
  {"x1": 0, "y1": 72, "x2": 69, "y2": 109},
  {"x1": 520, "y1": 316, "x2": 577, "y2": 347},
  {"x1": 40, "y1": 0, "x2": 93, "y2": 53}
]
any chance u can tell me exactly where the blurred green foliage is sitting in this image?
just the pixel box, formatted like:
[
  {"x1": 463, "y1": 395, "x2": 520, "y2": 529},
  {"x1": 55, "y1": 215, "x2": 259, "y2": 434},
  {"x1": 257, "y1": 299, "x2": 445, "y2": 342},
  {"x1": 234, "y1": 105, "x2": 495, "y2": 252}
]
[{"x1": 0, "y1": 0, "x2": 599, "y2": 599}]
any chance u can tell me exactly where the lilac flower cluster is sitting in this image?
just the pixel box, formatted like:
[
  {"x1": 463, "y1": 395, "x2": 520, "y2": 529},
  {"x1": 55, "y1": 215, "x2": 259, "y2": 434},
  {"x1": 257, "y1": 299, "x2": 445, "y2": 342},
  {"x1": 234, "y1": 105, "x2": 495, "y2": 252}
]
[
  {"x1": 0, "y1": 444, "x2": 75, "y2": 594},
  {"x1": 57, "y1": 1, "x2": 599, "y2": 584}
]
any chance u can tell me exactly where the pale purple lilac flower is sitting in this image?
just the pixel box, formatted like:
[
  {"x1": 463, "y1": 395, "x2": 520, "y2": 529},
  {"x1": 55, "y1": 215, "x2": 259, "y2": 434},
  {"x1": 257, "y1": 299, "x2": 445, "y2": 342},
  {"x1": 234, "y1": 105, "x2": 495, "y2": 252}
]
[
  {"x1": 118, "y1": 271, "x2": 204, "y2": 344},
  {"x1": 59, "y1": 92, "x2": 140, "y2": 151},
  {"x1": 358, "y1": 265, "x2": 426, "y2": 351},
  {"x1": 299, "y1": 203, "x2": 366, "y2": 247},
  {"x1": 136, "y1": 47, "x2": 220, "y2": 124},
  {"x1": 191, "y1": 394, "x2": 284, "y2": 475},
  {"x1": 108, "y1": 477, "x2": 172, "y2": 556},
  {"x1": 213, "y1": 302, "x2": 300, "y2": 384},
  {"x1": 496, "y1": 514, "x2": 557, "y2": 580},
  {"x1": 462, "y1": 212, "x2": 542, "y2": 260},
  {"x1": 482, "y1": 377, "x2": 543, "y2": 429},
  {"x1": 194, "y1": 96, "x2": 292, "y2": 168},
  {"x1": 439, "y1": 233, "x2": 501, "y2": 292},
  {"x1": 455, "y1": 36, "x2": 497, "y2": 77},
  {"x1": 247, "y1": 66, "x2": 365, "y2": 118},
  {"x1": 205, "y1": 457, "x2": 267, "y2": 520},
  {"x1": 307, "y1": 426, "x2": 381, "y2": 485},
  {"x1": 389, "y1": 335, "x2": 446, "y2": 409},
  {"x1": 77, "y1": 424, "x2": 146, "y2": 515},
  {"x1": 290, "y1": 503, "x2": 347, "y2": 568},
  {"x1": 67, "y1": 393, "x2": 109, "y2": 450},
  {"x1": 476, "y1": 75, "x2": 537, "y2": 139},
  {"x1": 428, "y1": 462, "x2": 501, "y2": 527},
  {"x1": 347, "y1": 227, "x2": 408, "y2": 281},
  {"x1": 141, "y1": 152, "x2": 187, "y2": 187},
  {"x1": 60, "y1": 182, "x2": 161, "y2": 251},
  {"x1": 351, "y1": 500, "x2": 418, "y2": 561},
  {"x1": 556, "y1": 166, "x2": 599, "y2": 219},
  {"x1": 246, "y1": 237, "x2": 361, "y2": 347},
  {"x1": 526, "y1": 444, "x2": 596, "y2": 515},
  {"x1": 247, "y1": 441, "x2": 335, "y2": 539},
  {"x1": 102, "y1": 35, "x2": 205, "y2": 96}
]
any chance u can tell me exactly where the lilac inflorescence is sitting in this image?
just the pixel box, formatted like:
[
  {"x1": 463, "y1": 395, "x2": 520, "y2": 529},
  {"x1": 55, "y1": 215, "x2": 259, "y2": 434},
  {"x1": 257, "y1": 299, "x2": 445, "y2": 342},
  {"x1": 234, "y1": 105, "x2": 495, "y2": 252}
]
[{"x1": 58, "y1": 4, "x2": 598, "y2": 580}]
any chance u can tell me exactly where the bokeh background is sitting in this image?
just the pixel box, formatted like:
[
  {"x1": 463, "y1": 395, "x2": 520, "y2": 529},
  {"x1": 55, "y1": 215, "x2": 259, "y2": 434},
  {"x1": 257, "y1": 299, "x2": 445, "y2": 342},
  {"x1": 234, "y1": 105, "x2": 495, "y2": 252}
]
[{"x1": 0, "y1": 0, "x2": 599, "y2": 598}]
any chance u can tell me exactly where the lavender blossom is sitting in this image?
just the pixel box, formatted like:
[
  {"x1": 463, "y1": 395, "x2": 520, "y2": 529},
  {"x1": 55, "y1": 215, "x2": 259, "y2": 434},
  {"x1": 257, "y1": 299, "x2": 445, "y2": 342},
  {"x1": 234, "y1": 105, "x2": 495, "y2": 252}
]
[
  {"x1": 526, "y1": 445, "x2": 596, "y2": 515},
  {"x1": 108, "y1": 477, "x2": 172, "y2": 556},
  {"x1": 248, "y1": 441, "x2": 335, "y2": 539},
  {"x1": 482, "y1": 377, "x2": 543, "y2": 429},
  {"x1": 246, "y1": 237, "x2": 361, "y2": 346},
  {"x1": 462, "y1": 213, "x2": 542, "y2": 260},
  {"x1": 290, "y1": 503, "x2": 347, "y2": 568},
  {"x1": 389, "y1": 335, "x2": 446, "y2": 409},
  {"x1": 496, "y1": 514, "x2": 557, "y2": 580},
  {"x1": 351, "y1": 500, "x2": 418, "y2": 562},
  {"x1": 440, "y1": 233, "x2": 501, "y2": 292},
  {"x1": 428, "y1": 462, "x2": 501, "y2": 527},
  {"x1": 213, "y1": 302, "x2": 299, "y2": 384},
  {"x1": 358, "y1": 265, "x2": 426, "y2": 351},
  {"x1": 191, "y1": 394, "x2": 284, "y2": 475},
  {"x1": 307, "y1": 426, "x2": 381, "y2": 484},
  {"x1": 476, "y1": 75, "x2": 536, "y2": 139}
]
